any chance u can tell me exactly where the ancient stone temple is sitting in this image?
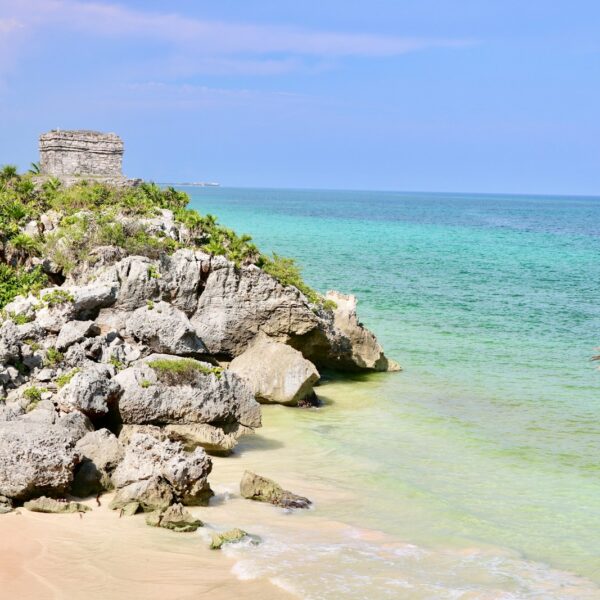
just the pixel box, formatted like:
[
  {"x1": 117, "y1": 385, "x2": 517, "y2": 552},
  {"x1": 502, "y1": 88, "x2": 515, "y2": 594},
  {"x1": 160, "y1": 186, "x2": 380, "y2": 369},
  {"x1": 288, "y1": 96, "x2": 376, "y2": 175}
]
[{"x1": 39, "y1": 130, "x2": 138, "y2": 186}]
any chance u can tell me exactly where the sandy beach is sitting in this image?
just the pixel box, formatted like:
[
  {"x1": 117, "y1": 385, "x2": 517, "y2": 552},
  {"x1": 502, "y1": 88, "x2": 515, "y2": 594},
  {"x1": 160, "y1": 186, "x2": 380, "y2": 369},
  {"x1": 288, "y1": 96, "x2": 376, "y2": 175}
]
[{"x1": 0, "y1": 499, "x2": 293, "y2": 600}]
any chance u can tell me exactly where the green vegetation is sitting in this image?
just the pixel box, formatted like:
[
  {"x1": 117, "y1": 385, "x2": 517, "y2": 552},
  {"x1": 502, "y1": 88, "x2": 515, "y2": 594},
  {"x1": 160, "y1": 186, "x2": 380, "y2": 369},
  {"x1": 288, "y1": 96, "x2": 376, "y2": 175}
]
[
  {"x1": 146, "y1": 299, "x2": 155, "y2": 310},
  {"x1": 109, "y1": 356, "x2": 124, "y2": 370},
  {"x1": 140, "y1": 379, "x2": 152, "y2": 388},
  {"x1": 147, "y1": 265, "x2": 161, "y2": 279},
  {"x1": 259, "y1": 253, "x2": 321, "y2": 305},
  {"x1": 3, "y1": 311, "x2": 34, "y2": 325},
  {"x1": 148, "y1": 357, "x2": 223, "y2": 385},
  {"x1": 41, "y1": 289, "x2": 74, "y2": 307},
  {"x1": 0, "y1": 264, "x2": 47, "y2": 309},
  {"x1": 23, "y1": 339, "x2": 41, "y2": 351},
  {"x1": 0, "y1": 166, "x2": 331, "y2": 312},
  {"x1": 23, "y1": 386, "x2": 44, "y2": 403},
  {"x1": 44, "y1": 347, "x2": 64, "y2": 366},
  {"x1": 23, "y1": 385, "x2": 47, "y2": 412},
  {"x1": 55, "y1": 368, "x2": 80, "y2": 388}
]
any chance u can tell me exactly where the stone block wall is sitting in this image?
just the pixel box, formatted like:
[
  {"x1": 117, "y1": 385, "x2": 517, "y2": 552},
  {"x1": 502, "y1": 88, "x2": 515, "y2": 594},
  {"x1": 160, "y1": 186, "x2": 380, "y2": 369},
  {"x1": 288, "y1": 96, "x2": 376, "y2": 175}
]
[{"x1": 39, "y1": 130, "x2": 124, "y2": 177}]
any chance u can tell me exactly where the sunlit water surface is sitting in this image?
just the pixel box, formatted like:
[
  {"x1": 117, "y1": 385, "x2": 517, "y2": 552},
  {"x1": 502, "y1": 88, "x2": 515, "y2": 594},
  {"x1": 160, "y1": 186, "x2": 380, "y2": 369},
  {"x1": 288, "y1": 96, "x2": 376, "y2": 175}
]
[{"x1": 186, "y1": 187, "x2": 600, "y2": 599}]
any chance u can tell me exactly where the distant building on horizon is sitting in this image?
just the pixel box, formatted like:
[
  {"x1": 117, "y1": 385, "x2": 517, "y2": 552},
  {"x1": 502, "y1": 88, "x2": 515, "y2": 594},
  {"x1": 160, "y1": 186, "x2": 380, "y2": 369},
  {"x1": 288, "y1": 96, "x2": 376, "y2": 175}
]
[{"x1": 38, "y1": 130, "x2": 138, "y2": 186}]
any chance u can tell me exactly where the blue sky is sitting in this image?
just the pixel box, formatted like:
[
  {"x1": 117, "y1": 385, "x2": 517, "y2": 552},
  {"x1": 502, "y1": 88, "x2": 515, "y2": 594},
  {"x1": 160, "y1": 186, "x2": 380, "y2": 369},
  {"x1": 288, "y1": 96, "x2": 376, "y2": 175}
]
[{"x1": 0, "y1": 1, "x2": 599, "y2": 194}]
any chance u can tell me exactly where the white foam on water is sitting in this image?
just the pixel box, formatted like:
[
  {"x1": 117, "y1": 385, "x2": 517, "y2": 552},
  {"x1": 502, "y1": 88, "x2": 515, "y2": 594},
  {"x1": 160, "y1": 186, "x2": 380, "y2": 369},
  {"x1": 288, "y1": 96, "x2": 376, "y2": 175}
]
[{"x1": 223, "y1": 523, "x2": 600, "y2": 600}]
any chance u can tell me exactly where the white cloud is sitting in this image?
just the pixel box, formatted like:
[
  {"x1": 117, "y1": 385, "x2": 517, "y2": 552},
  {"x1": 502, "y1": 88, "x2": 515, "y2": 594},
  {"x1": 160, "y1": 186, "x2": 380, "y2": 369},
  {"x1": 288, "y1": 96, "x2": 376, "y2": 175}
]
[{"x1": 0, "y1": 0, "x2": 473, "y2": 75}]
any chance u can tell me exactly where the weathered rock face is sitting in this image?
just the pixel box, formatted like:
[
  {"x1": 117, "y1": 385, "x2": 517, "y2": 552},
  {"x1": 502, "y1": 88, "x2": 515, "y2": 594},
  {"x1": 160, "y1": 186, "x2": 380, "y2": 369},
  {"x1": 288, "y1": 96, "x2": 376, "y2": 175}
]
[
  {"x1": 240, "y1": 471, "x2": 311, "y2": 509},
  {"x1": 0, "y1": 421, "x2": 79, "y2": 501},
  {"x1": 191, "y1": 263, "x2": 319, "y2": 357},
  {"x1": 114, "y1": 356, "x2": 261, "y2": 430},
  {"x1": 229, "y1": 336, "x2": 320, "y2": 405},
  {"x1": 39, "y1": 130, "x2": 136, "y2": 187},
  {"x1": 110, "y1": 433, "x2": 213, "y2": 511},
  {"x1": 324, "y1": 291, "x2": 399, "y2": 372},
  {"x1": 56, "y1": 320, "x2": 98, "y2": 351},
  {"x1": 56, "y1": 365, "x2": 121, "y2": 420},
  {"x1": 126, "y1": 302, "x2": 206, "y2": 355},
  {"x1": 71, "y1": 429, "x2": 123, "y2": 497},
  {"x1": 287, "y1": 292, "x2": 399, "y2": 373}
]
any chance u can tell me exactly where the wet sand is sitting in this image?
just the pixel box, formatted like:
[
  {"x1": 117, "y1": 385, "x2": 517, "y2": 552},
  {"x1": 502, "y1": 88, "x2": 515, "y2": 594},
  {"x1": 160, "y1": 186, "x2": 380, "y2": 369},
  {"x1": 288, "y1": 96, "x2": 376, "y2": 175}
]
[{"x1": 0, "y1": 498, "x2": 293, "y2": 600}]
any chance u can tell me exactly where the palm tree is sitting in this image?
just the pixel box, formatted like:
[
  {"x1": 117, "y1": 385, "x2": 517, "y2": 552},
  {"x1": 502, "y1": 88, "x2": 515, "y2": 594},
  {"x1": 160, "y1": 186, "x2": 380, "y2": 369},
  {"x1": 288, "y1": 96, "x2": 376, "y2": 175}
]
[{"x1": 28, "y1": 162, "x2": 41, "y2": 175}]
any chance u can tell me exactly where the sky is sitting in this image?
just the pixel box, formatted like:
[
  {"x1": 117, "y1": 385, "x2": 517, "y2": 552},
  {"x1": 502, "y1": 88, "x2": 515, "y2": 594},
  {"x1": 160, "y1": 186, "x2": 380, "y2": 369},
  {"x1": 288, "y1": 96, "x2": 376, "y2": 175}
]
[{"x1": 0, "y1": 1, "x2": 599, "y2": 195}]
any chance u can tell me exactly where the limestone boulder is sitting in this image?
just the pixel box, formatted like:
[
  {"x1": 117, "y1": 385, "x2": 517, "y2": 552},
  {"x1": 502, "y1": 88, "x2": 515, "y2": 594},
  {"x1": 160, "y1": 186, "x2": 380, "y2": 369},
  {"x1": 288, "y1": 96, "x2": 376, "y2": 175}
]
[
  {"x1": 111, "y1": 433, "x2": 213, "y2": 510},
  {"x1": 71, "y1": 429, "x2": 124, "y2": 497},
  {"x1": 229, "y1": 336, "x2": 319, "y2": 405},
  {"x1": 111, "y1": 256, "x2": 161, "y2": 311},
  {"x1": 190, "y1": 263, "x2": 319, "y2": 357},
  {"x1": 56, "y1": 365, "x2": 121, "y2": 419},
  {"x1": 0, "y1": 421, "x2": 79, "y2": 500},
  {"x1": 158, "y1": 250, "x2": 208, "y2": 316},
  {"x1": 56, "y1": 320, "x2": 98, "y2": 351},
  {"x1": 114, "y1": 355, "x2": 261, "y2": 430},
  {"x1": 126, "y1": 301, "x2": 206, "y2": 355}
]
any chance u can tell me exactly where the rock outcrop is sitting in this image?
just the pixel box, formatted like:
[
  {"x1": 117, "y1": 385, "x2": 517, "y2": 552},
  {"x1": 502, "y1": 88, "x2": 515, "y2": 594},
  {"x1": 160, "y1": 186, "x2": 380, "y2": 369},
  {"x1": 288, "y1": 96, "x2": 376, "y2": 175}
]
[
  {"x1": 110, "y1": 433, "x2": 213, "y2": 512},
  {"x1": 0, "y1": 167, "x2": 397, "y2": 520},
  {"x1": 114, "y1": 356, "x2": 260, "y2": 445},
  {"x1": 0, "y1": 421, "x2": 80, "y2": 501},
  {"x1": 229, "y1": 336, "x2": 320, "y2": 405},
  {"x1": 71, "y1": 429, "x2": 123, "y2": 497}
]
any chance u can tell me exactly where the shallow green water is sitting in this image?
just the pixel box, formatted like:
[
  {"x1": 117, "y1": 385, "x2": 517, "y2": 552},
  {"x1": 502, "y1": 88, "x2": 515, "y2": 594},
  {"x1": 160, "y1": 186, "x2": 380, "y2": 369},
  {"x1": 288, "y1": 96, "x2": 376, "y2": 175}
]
[{"x1": 187, "y1": 187, "x2": 600, "y2": 598}]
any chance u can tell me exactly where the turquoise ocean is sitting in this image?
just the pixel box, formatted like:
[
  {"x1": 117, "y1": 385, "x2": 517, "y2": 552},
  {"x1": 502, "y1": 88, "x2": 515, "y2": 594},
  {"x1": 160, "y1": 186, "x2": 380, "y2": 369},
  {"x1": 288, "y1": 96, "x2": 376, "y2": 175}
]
[{"x1": 186, "y1": 187, "x2": 600, "y2": 599}]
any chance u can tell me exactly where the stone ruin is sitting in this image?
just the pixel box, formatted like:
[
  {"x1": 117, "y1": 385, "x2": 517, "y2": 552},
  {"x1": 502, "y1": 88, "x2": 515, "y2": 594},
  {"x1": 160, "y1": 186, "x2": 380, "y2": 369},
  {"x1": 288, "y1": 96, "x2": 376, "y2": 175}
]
[{"x1": 39, "y1": 130, "x2": 138, "y2": 187}]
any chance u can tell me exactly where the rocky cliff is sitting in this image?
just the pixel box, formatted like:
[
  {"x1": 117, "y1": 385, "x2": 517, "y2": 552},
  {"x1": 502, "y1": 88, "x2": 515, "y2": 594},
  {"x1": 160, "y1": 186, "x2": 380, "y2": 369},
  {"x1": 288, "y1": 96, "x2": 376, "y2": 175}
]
[{"x1": 0, "y1": 170, "x2": 398, "y2": 514}]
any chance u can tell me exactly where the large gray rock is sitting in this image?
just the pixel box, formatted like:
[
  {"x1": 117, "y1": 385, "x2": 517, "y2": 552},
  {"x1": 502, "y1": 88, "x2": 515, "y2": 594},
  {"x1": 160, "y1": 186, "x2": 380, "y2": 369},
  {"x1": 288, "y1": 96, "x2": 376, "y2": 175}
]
[
  {"x1": 190, "y1": 263, "x2": 319, "y2": 357},
  {"x1": 0, "y1": 421, "x2": 79, "y2": 500},
  {"x1": 126, "y1": 302, "x2": 206, "y2": 355},
  {"x1": 229, "y1": 336, "x2": 320, "y2": 405},
  {"x1": 0, "y1": 321, "x2": 21, "y2": 364},
  {"x1": 56, "y1": 320, "x2": 98, "y2": 351},
  {"x1": 158, "y1": 250, "x2": 208, "y2": 316},
  {"x1": 112, "y1": 256, "x2": 160, "y2": 311},
  {"x1": 111, "y1": 433, "x2": 213, "y2": 510},
  {"x1": 71, "y1": 429, "x2": 123, "y2": 497},
  {"x1": 56, "y1": 365, "x2": 121, "y2": 419},
  {"x1": 114, "y1": 355, "x2": 261, "y2": 429}
]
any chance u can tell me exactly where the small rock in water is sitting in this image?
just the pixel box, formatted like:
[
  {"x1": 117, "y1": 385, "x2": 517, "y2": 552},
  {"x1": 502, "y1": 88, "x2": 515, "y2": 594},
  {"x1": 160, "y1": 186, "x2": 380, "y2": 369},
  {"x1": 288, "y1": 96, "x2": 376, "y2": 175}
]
[
  {"x1": 145, "y1": 503, "x2": 203, "y2": 533},
  {"x1": 24, "y1": 496, "x2": 91, "y2": 514},
  {"x1": 240, "y1": 471, "x2": 311, "y2": 509},
  {"x1": 210, "y1": 528, "x2": 260, "y2": 550}
]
